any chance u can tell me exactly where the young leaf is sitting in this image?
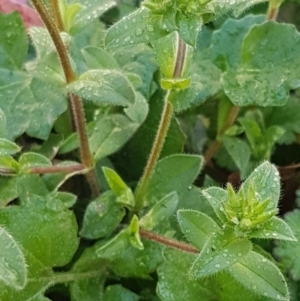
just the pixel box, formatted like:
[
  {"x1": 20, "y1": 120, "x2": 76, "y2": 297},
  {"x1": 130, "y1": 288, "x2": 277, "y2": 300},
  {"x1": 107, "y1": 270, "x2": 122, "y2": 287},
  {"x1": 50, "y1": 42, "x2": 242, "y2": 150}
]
[
  {"x1": 0, "y1": 226, "x2": 27, "y2": 289},
  {"x1": 189, "y1": 230, "x2": 252, "y2": 278},
  {"x1": 239, "y1": 161, "x2": 281, "y2": 210},
  {"x1": 177, "y1": 209, "x2": 220, "y2": 250},
  {"x1": 129, "y1": 215, "x2": 144, "y2": 250},
  {"x1": 251, "y1": 216, "x2": 296, "y2": 241},
  {"x1": 228, "y1": 251, "x2": 289, "y2": 301},
  {"x1": 202, "y1": 187, "x2": 228, "y2": 223},
  {"x1": 139, "y1": 192, "x2": 179, "y2": 230},
  {"x1": 80, "y1": 191, "x2": 125, "y2": 240},
  {"x1": 67, "y1": 69, "x2": 135, "y2": 106},
  {"x1": 103, "y1": 167, "x2": 135, "y2": 208}
]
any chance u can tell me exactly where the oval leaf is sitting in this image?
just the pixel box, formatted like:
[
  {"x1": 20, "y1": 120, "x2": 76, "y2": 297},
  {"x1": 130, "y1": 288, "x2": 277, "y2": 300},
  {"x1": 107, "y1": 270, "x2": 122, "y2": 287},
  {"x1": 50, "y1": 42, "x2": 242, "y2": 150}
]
[
  {"x1": 239, "y1": 161, "x2": 280, "y2": 209},
  {"x1": 190, "y1": 230, "x2": 252, "y2": 278},
  {"x1": 0, "y1": 226, "x2": 27, "y2": 289},
  {"x1": 177, "y1": 209, "x2": 220, "y2": 250},
  {"x1": 227, "y1": 251, "x2": 289, "y2": 301},
  {"x1": 67, "y1": 70, "x2": 135, "y2": 106},
  {"x1": 0, "y1": 139, "x2": 20, "y2": 156}
]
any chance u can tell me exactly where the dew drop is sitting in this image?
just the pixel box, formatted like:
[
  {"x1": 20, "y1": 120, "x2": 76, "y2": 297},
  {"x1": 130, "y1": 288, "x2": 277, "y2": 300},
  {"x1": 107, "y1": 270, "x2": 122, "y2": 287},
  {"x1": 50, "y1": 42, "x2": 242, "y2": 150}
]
[{"x1": 135, "y1": 28, "x2": 143, "y2": 37}]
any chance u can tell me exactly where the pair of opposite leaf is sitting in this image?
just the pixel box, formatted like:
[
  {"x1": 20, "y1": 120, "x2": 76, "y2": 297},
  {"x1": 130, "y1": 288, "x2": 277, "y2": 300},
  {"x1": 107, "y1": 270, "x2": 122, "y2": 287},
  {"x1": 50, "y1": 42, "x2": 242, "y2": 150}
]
[{"x1": 177, "y1": 162, "x2": 296, "y2": 301}]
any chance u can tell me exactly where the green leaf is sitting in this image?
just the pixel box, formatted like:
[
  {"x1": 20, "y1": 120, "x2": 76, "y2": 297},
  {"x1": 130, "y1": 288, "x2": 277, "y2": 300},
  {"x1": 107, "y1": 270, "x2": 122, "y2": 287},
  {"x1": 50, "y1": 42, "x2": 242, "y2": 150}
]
[
  {"x1": 67, "y1": 69, "x2": 135, "y2": 106},
  {"x1": 69, "y1": 243, "x2": 107, "y2": 301},
  {"x1": 190, "y1": 230, "x2": 252, "y2": 278},
  {"x1": 202, "y1": 187, "x2": 228, "y2": 223},
  {"x1": 157, "y1": 249, "x2": 210, "y2": 301},
  {"x1": 80, "y1": 191, "x2": 125, "y2": 239},
  {"x1": 223, "y1": 22, "x2": 300, "y2": 107},
  {"x1": 139, "y1": 192, "x2": 179, "y2": 230},
  {"x1": 29, "y1": 27, "x2": 55, "y2": 58},
  {"x1": 0, "y1": 193, "x2": 79, "y2": 300},
  {"x1": 105, "y1": 8, "x2": 167, "y2": 50},
  {"x1": 228, "y1": 251, "x2": 289, "y2": 301},
  {"x1": 0, "y1": 139, "x2": 20, "y2": 156},
  {"x1": 82, "y1": 46, "x2": 119, "y2": 70},
  {"x1": 145, "y1": 154, "x2": 203, "y2": 203},
  {"x1": 97, "y1": 230, "x2": 163, "y2": 279},
  {"x1": 0, "y1": 12, "x2": 28, "y2": 70},
  {"x1": 274, "y1": 209, "x2": 300, "y2": 281},
  {"x1": 129, "y1": 215, "x2": 144, "y2": 250},
  {"x1": 0, "y1": 226, "x2": 27, "y2": 289},
  {"x1": 89, "y1": 114, "x2": 139, "y2": 161},
  {"x1": 208, "y1": 15, "x2": 265, "y2": 70},
  {"x1": 103, "y1": 285, "x2": 139, "y2": 301},
  {"x1": 18, "y1": 152, "x2": 52, "y2": 173},
  {"x1": 103, "y1": 167, "x2": 135, "y2": 207},
  {"x1": 49, "y1": 191, "x2": 77, "y2": 208},
  {"x1": 251, "y1": 216, "x2": 296, "y2": 241},
  {"x1": 124, "y1": 92, "x2": 149, "y2": 124},
  {"x1": 0, "y1": 156, "x2": 19, "y2": 174},
  {"x1": 0, "y1": 18, "x2": 67, "y2": 140},
  {"x1": 0, "y1": 72, "x2": 67, "y2": 140},
  {"x1": 239, "y1": 161, "x2": 281, "y2": 209},
  {"x1": 71, "y1": 0, "x2": 116, "y2": 28},
  {"x1": 177, "y1": 209, "x2": 220, "y2": 250},
  {"x1": 223, "y1": 136, "x2": 250, "y2": 173}
]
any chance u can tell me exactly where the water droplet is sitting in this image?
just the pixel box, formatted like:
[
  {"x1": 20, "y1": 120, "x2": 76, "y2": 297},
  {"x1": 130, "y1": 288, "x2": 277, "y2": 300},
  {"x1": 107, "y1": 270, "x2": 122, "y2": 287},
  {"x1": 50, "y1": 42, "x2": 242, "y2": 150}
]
[
  {"x1": 135, "y1": 28, "x2": 143, "y2": 37},
  {"x1": 146, "y1": 24, "x2": 154, "y2": 32}
]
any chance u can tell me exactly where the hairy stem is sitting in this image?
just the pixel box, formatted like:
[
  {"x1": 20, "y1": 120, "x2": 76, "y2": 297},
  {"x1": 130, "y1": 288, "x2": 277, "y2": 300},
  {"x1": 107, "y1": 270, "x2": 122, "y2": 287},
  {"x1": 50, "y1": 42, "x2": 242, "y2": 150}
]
[
  {"x1": 266, "y1": 0, "x2": 283, "y2": 20},
  {"x1": 135, "y1": 36, "x2": 187, "y2": 209},
  {"x1": 53, "y1": 269, "x2": 105, "y2": 284},
  {"x1": 134, "y1": 94, "x2": 173, "y2": 208},
  {"x1": 204, "y1": 106, "x2": 240, "y2": 164},
  {"x1": 50, "y1": 0, "x2": 64, "y2": 31},
  {"x1": 29, "y1": 164, "x2": 85, "y2": 174},
  {"x1": 31, "y1": 0, "x2": 99, "y2": 196},
  {"x1": 139, "y1": 229, "x2": 199, "y2": 254}
]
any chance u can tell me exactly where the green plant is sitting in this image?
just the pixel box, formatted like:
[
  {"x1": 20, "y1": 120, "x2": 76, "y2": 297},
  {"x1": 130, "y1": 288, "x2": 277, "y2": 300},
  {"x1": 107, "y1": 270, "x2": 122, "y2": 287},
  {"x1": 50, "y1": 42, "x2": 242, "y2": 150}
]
[{"x1": 1, "y1": 0, "x2": 300, "y2": 300}]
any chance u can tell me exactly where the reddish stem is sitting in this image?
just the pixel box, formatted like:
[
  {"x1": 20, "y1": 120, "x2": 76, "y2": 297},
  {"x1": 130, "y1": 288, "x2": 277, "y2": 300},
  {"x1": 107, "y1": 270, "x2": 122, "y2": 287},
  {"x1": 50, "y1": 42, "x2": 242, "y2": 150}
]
[{"x1": 139, "y1": 229, "x2": 199, "y2": 254}]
